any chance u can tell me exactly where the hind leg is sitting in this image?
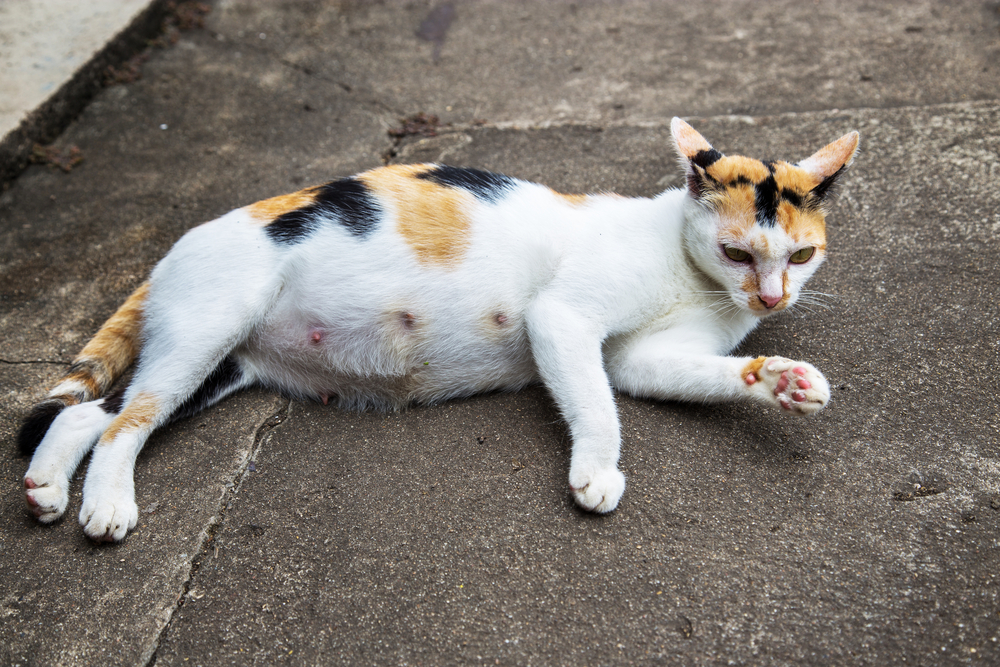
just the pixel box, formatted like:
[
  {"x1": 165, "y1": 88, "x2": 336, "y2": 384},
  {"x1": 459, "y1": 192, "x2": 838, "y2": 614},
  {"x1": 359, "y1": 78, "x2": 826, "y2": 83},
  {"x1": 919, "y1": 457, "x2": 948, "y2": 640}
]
[
  {"x1": 24, "y1": 399, "x2": 116, "y2": 523},
  {"x1": 79, "y1": 355, "x2": 255, "y2": 542}
]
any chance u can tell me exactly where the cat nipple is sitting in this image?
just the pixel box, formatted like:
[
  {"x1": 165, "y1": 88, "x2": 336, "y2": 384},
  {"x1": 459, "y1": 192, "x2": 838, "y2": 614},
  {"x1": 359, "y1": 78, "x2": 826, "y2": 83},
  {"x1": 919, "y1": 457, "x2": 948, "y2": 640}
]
[
  {"x1": 400, "y1": 312, "x2": 416, "y2": 331},
  {"x1": 309, "y1": 328, "x2": 324, "y2": 344},
  {"x1": 494, "y1": 312, "x2": 508, "y2": 326}
]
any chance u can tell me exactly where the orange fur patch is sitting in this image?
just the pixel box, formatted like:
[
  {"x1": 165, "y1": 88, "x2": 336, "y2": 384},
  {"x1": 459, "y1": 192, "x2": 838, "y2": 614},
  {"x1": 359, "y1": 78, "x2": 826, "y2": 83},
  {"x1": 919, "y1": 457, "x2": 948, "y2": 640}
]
[
  {"x1": 551, "y1": 189, "x2": 588, "y2": 207},
  {"x1": 72, "y1": 282, "x2": 149, "y2": 397},
  {"x1": 672, "y1": 119, "x2": 714, "y2": 158},
  {"x1": 245, "y1": 188, "x2": 319, "y2": 224},
  {"x1": 99, "y1": 392, "x2": 159, "y2": 445},
  {"x1": 705, "y1": 156, "x2": 772, "y2": 185},
  {"x1": 713, "y1": 184, "x2": 757, "y2": 238},
  {"x1": 359, "y1": 164, "x2": 475, "y2": 266},
  {"x1": 741, "y1": 356, "x2": 767, "y2": 382},
  {"x1": 772, "y1": 161, "x2": 821, "y2": 194}
]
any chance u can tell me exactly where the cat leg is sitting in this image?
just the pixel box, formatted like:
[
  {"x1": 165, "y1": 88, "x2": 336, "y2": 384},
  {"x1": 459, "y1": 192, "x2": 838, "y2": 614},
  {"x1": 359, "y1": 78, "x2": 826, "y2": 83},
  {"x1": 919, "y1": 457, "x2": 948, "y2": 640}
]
[
  {"x1": 526, "y1": 298, "x2": 625, "y2": 513},
  {"x1": 78, "y1": 354, "x2": 255, "y2": 542},
  {"x1": 23, "y1": 399, "x2": 116, "y2": 523},
  {"x1": 606, "y1": 328, "x2": 830, "y2": 414}
]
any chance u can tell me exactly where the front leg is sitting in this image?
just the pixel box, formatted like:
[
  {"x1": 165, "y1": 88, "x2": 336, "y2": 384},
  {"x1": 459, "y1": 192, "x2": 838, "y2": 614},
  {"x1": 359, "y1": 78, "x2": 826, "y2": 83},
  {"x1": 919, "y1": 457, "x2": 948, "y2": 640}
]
[
  {"x1": 606, "y1": 328, "x2": 831, "y2": 413},
  {"x1": 526, "y1": 298, "x2": 625, "y2": 513}
]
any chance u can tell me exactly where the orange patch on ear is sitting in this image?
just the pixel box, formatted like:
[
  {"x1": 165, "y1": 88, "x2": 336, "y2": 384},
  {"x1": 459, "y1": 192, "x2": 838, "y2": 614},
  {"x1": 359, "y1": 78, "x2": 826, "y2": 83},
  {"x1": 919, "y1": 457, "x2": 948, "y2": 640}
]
[
  {"x1": 798, "y1": 131, "x2": 860, "y2": 180},
  {"x1": 359, "y1": 164, "x2": 474, "y2": 267},
  {"x1": 705, "y1": 156, "x2": 772, "y2": 185},
  {"x1": 99, "y1": 392, "x2": 159, "y2": 445},
  {"x1": 670, "y1": 117, "x2": 714, "y2": 159},
  {"x1": 246, "y1": 188, "x2": 319, "y2": 224}
]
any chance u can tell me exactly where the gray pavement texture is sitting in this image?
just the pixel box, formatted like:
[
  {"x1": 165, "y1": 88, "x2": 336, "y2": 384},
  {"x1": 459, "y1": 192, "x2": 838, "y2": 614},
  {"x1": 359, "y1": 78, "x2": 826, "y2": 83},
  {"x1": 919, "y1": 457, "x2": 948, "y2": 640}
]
[{"x1": 1, "y1": 1, "x2": 999, "y2": 665}]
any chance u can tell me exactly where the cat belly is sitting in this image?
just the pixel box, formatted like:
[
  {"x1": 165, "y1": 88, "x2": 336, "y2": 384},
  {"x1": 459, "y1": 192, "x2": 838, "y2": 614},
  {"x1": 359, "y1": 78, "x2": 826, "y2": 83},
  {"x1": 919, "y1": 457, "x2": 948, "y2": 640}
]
[{"x1": 237, "y1": 299, "x2": 538, "y2": 409}]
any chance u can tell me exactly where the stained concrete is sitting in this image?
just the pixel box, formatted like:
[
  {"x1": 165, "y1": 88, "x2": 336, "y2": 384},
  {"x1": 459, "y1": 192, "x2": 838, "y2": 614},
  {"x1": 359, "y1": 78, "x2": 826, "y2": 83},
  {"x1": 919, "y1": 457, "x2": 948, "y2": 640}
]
[{"x1": 1, "y1": 1, "x2": 998, "y2": 665}]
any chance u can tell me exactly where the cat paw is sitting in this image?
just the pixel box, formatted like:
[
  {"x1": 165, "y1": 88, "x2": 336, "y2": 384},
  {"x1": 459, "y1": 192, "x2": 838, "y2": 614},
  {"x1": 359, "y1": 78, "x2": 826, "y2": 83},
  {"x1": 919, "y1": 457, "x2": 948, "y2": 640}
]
[
  {"x1": 24, "y1": 474, "x2": 69, "y2": 523},
  {"x1": 744, "y1": 356, "x2": 830, "y2": 415},
  {"x1": 79, "y1": 489, "x2": 138, "y2": 543},
  {"x1": 570, "y1": 465, "x2": 626, "y2": 513}
]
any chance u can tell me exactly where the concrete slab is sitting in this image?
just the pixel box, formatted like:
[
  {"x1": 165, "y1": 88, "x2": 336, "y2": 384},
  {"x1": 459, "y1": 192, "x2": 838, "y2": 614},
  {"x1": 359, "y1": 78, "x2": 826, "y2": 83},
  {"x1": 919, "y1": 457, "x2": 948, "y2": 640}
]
[
  {"x1": 0, "y1": 0, "x2": 169, "y2": 186},
  {"x1": 0, "y1": 0, "x2": 151, "y2": 139},
  {"x1": 0, "y1": 1, "x2": 997, "y2": 665},
  {"x1": 209, "y1": 0, "x2": 1000, "y2": 127}
]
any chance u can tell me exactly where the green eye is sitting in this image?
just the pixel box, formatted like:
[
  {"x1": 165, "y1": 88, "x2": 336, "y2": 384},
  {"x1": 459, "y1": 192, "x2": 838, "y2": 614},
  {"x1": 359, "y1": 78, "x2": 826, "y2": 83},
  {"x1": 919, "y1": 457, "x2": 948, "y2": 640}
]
[
  {"x1": 724, "y1": 246, "x2": 751, "y2": 262},
  {"x1": 790, "y1": 247, "x2": 815, "y2": 264}
]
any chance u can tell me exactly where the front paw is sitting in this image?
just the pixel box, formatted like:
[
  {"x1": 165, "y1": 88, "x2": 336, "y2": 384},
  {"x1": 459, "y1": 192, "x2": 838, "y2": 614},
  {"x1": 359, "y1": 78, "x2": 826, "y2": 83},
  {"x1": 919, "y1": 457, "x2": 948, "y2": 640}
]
[
  {"x1": 570, "y1": 465, "x2": 626, "y2": 513},
  {"x1": 24, "y1": 474, "x2": 69, "y2": 524},
  {"x1": 79, "y1": 487, "x2": 138, "y2": 543},
  {"x1": 744, "y1": 356, "x2": 830, "y2": 415}
]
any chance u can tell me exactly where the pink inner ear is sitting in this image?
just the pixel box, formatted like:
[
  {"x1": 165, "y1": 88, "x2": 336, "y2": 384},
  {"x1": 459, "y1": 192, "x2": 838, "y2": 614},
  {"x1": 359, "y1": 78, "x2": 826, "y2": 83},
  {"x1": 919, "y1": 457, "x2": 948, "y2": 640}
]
[
  {"x1": 798, "y1": 131, "x2": 860, "y2": 180},
  {"x1": 671, "y1": 117, "x2": 714, "y2": 160}
]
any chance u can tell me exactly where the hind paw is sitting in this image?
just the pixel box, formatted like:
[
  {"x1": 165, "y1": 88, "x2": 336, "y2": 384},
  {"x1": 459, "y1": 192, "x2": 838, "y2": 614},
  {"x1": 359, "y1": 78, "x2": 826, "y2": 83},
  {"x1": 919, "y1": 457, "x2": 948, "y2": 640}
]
[
  {"x1": 80, "y1": 489, "x2": 138, "y2": 543},
  {"x1": 24, "y1": 475, "x2": 69, "y2": 523},
  {"x1": 744, "y1": 356, "x2": 830, "y2": 415}
]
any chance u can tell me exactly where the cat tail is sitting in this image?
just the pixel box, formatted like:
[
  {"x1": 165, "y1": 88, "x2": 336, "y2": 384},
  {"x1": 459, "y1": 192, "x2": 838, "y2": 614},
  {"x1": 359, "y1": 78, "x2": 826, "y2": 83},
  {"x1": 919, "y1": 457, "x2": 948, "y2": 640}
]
[{"x1": 17, "y1": 282, "x2": 150, "y2": 455}]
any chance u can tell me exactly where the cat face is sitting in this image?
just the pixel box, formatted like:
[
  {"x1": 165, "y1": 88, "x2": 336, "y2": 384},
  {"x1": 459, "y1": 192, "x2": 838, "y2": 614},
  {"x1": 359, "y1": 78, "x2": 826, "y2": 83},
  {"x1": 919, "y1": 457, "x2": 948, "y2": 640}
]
[{"x1": 671, "y1": 119, "x2": 859, "y2": 317}]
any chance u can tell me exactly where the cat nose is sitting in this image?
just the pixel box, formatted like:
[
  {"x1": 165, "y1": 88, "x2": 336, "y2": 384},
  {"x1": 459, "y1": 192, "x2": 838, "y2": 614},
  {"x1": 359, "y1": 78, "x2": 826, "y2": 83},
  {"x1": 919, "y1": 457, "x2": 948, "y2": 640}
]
[{"x1": 759, "y1": 294, "x2": 782, "y2": 309}]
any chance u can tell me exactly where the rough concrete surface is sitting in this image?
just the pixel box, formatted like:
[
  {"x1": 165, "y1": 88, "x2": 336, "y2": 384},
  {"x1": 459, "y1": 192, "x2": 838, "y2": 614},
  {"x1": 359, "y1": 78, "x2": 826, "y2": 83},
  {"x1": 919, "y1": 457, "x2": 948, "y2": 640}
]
[{"x1": 1, "y1": 1, "x2": 998, "y2": 665}]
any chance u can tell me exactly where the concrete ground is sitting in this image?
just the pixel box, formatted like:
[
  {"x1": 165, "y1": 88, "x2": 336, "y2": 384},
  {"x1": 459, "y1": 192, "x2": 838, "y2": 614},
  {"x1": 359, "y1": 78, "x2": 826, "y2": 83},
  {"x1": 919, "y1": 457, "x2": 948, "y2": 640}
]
[{"x1": 1, "y1": 1, "x2": 998, "y2": 665}]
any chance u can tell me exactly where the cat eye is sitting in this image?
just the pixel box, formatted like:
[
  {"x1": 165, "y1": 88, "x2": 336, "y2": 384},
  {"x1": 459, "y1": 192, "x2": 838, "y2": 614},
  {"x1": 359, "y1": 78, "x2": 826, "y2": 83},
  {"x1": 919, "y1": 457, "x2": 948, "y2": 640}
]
[
  {"x1": 789, "y1": 247, "x2": 815, "y2": 264},
  {"x1": 724, "y1": 246, "x2": 751, "y2": 263}
]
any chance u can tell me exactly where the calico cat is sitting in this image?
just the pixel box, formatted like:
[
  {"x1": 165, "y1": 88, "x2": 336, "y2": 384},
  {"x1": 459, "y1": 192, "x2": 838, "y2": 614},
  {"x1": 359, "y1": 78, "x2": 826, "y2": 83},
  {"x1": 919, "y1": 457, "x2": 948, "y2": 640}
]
[{"x1": 18, "y1": 119, "x2": 858, "y2": 542}]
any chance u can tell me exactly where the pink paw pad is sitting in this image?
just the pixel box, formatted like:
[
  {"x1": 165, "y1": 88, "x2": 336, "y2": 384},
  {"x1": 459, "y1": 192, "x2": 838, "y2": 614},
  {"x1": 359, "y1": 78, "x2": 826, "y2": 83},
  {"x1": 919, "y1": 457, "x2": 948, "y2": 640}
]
[
  {"x1": 792, "y1": 390, "x2": 807, "y2": 402},
  {"x1": 24, "y1": 477, "x2": 37, "y2": 489},
  {"x1": 745, "y1": 373, "x2": 757, "y2": 385},
  {"x1": 774, "y1": 371, "x2": 790, "y2": 395},
  {"x1": 796, "y1": 378, "x2": 812, "y2": 389}
]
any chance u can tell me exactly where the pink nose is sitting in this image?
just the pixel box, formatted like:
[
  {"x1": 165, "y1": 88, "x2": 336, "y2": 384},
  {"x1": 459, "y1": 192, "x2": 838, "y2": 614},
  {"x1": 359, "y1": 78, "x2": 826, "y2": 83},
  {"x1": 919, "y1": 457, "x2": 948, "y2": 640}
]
[{"x1": 759, "y1": 294, "x2": 782, "y2": 308}]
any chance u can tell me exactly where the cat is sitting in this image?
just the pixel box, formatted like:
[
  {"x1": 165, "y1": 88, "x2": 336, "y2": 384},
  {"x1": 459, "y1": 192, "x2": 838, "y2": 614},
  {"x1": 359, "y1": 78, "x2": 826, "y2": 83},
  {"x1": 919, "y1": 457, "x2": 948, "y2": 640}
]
[{"x1": 18, "y1": 118, "x2": 859, "y2": 542}]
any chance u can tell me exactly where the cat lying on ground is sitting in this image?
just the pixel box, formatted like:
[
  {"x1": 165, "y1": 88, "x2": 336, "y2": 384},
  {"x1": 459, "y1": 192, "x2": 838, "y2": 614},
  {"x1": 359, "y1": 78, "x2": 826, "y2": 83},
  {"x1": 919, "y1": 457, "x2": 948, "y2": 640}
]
[{"x1": 19, "y1": 118, "x2": 858, "y2": 542}]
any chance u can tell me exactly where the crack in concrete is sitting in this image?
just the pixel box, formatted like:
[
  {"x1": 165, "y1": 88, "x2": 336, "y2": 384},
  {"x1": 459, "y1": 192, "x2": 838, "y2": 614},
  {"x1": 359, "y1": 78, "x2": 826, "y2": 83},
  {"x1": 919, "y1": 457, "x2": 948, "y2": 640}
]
[
  {"x1": 141, "y1": 398, "x2": 291, "y2": 667},
  {"x1": 0, "y1": 358, "x2": 70, "y2": 366}
]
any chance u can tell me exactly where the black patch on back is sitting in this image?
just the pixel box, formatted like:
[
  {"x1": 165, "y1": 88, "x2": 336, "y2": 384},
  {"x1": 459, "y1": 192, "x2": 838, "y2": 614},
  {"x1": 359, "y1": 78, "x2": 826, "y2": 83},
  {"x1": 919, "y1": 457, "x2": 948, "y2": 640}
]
[
  {"x1": 17, "y1": 400, "x2": 65, "y2": 456},
  {"x1": 417, "y1": 166, "x2": 516, "y2": 203},
  {"x1": 266, "y1": 178, "x2": 381, "y2": 244},
  {"x1": 101, "y1": 387, "x2": 126, "y2": 414},
  {"x1": 169, "y1": 355, "x2": 249, "y2": 422}
]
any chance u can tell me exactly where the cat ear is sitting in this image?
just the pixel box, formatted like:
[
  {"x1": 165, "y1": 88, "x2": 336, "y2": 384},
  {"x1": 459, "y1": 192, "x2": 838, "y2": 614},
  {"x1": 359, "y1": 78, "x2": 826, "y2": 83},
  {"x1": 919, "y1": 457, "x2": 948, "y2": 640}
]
[
  {"x1": 797, "y1": 131, "x2": 860, "y2": 200},
  {"x1": 670, "y1": 117, "x2": 722, "y2": 199}
]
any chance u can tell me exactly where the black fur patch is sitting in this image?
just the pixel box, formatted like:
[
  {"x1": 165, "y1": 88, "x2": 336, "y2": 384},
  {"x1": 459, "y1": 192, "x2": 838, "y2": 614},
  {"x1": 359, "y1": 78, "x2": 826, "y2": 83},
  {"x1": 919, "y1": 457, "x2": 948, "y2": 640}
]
[
  {"x1": 101, "y1": 387, "x2": 126, "y2": 414},
  {"x1": 754, "y1": 176, "x2": 780, "y2": 227},
  {"x1": 17, "y1": 400, "x2": 65, "y2": 456},
  {"x1": 266, "y1": 178, "x2": 381, "y2": 244},
  {"x1": 418, "y1": 166, "x2": 516, "y2": 203},
  {"x1": 170, "y1": 356, "x2": 248, "y2": 422},
  {"x1": 811, "y1": 164, "x2": 846, "y2": 201},
  {"x1": 691, "y1": 149, "x2": 723, "y2": 170}
]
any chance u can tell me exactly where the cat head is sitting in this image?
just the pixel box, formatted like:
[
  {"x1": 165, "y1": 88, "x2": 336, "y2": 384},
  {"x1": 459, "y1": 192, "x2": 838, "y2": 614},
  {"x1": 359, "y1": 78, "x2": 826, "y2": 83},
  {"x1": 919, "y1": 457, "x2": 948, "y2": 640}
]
[{"x1": 670, "y1": 118, "x2": 859, "y2": 317}]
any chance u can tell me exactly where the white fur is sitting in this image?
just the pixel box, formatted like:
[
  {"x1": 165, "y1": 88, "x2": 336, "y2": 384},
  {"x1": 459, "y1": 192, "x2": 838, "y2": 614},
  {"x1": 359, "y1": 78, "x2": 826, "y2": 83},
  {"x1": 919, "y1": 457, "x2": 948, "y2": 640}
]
[{"x1": 25, "y1": 124, "x2": 855, "y2": 540}]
